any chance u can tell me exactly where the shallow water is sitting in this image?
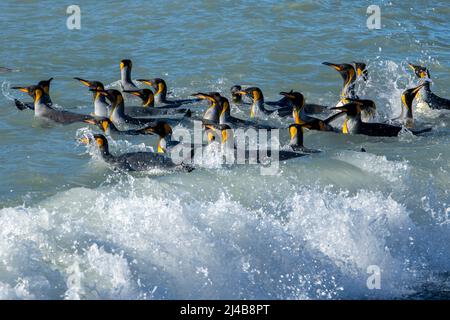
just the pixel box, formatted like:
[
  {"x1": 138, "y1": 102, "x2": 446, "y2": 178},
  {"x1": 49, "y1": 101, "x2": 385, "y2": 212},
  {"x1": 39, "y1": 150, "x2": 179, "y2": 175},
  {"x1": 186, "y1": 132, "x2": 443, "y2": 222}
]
[{"x1": 0, "y1": 0, "x2": 449, "y2": 299}]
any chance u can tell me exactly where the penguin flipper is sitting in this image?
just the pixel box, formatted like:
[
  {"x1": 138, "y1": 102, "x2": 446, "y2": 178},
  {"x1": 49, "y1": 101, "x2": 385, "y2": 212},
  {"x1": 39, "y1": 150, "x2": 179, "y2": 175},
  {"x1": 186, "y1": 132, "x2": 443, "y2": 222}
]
[
  {"x1": 266, "y1": 96, "x2": 291, "y2": 108},
  {"x1": 14, "y1": 99, "x2": 34, "y2": 111},
  {"x1": 429, "y1": 93, "x2": 450, "y2": 110},
  {"x1": 304, "y1": 103, "x2": 329, "y2": 114},
  {"x1": 411, "y1": 127, "x2": 432, "y2": 135},
  {"x1": 45, "y1": 110, "x2": 94, "y2": 124},
  {"x1": 324, "y1": 111, "x2": 346, "y2": 124}
]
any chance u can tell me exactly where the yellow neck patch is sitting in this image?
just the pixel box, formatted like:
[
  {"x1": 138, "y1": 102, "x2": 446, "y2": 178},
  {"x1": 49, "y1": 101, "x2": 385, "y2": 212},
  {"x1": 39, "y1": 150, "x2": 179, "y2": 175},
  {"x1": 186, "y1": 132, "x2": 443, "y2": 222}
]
[
  {"x1": 157, "y1": 143, "x2": 165, "y2": 153},
  {"x1": 109, "y1": 103, "x2": 116, "y2": 121},
  {"x1": 221, "y1": 130, "x2": 228, "y2": 144},
  {"x1": 101, "y1": 121, "x2": 109, "y2": 133},
  {"x1": 34, "y1": 89, "x2": 43, "y2": 103},
  {"x1": 342, "y1": 119, "x2": 349, "y2": 134},
  {"x1": 289, "y1": 126, "x2": 298, "y2": 140},
  {"x1": 144, "y1": 94, "x2": 154, "y2": 107},
  {"x1": 293, "y1": 111, "x2": 305, "y2": 124},
  {"x1": 221, "y1": 101, "x2": 229, "y2": 116},
  {"x1": 96, "y1": 138, "x2": 104, "y2": 147},
  {"x1": 250, "y1": 106, "x2": 255, "y2": 118},
  {"x1": 207, "y1": 131, "x2": 215, "y2": 142},
  {"x1": 157, "y1": 83, "x2": 164, "y2": 94}
]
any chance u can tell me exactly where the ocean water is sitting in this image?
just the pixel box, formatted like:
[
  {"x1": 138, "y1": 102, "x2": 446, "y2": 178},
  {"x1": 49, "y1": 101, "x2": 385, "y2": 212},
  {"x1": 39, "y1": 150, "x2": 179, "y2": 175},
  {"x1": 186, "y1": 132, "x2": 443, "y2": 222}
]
[{"x1": 0, "y1": 0, "x2": 449, "y2": 299}]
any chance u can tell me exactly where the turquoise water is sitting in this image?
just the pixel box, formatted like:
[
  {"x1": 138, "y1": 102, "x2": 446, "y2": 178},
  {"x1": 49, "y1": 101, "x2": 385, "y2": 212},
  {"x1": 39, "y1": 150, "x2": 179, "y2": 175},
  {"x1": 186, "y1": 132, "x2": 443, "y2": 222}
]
[{"x1": 0, "y1": 0, "x2": 449, "y2": 299}]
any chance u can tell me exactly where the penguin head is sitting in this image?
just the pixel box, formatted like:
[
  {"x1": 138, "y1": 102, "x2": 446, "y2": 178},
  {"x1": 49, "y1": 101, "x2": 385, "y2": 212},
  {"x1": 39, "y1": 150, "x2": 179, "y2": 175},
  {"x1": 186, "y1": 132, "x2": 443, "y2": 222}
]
[
  {"x1": 12, "y1": 85, "x2": 45, "y2": 102},
  {"x1": 192, "y1": 92, "x2": 220, "y2": 105},
  {"x1": 407, "y1": 63, "x2": 430, "y2": 79},
  {"x1": 141, "y1": 121, "x2": 173, "y2": 138},
  {"x1": 401, "y1": 83, "x2": 426, "y2": 127},
  {"x1": 37, "y1": 78, "x2": 53, "y2": 94},
  {"x1": 323, "y1": 62, "x2": 356, "y2": 82},
  {"x1": 342, "y1": 98, "x2": 376, "y2": 118},
  {"x1": 280, "y1": 91, "x2": 304, "y2": 110},
  {"x1": 123, "y1": 89, "x2": 154, "y2": 107},
  {"x1": 83, "y1": 118, "x2": 112, "y2": 133},
  {"x1": 331, "y1": 103, "x2": 361, "y2": 117},
  {"x1": 137, "y1": 78, "x2": 167, "y2": 94},
  {"x1": 74, "y1": 77, "x2": 105, "y2": 90},
  {"x1": 91, "y1": 88, "x2": 123, "y2": 105},
  {"x1": 230, "y1": 85, "x2": 243, "y2": 103},
  {"x1": 352, "y1": 62, "x2": 368, "y2": 81},
  {"x1": 120, "y1": 59, "x2": 132, "y2": 71},
  {"x1": 80, "y1": 134, "x2": 109, "y2": 154},
  {"x1": 236, "y1": 87, "x2": 263, "y2": 102},
  {"x1": 203, "y1": 123, "x2": 232, "y2": 144}
]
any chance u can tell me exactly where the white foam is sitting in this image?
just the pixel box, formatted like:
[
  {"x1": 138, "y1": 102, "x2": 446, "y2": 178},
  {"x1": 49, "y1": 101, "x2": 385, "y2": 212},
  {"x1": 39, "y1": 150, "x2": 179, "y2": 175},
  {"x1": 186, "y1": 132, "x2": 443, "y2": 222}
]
[{"x1": 1, "y1": 178, "x2": 448, "y2": 299}]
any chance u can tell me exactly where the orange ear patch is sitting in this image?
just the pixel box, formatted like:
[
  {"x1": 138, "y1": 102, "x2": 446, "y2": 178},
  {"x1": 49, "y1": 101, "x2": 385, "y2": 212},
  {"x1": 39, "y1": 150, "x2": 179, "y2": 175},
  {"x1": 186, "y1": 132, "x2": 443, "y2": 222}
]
[{"x1": 96, "y1": 137, "x2": 104, "y2": 146}]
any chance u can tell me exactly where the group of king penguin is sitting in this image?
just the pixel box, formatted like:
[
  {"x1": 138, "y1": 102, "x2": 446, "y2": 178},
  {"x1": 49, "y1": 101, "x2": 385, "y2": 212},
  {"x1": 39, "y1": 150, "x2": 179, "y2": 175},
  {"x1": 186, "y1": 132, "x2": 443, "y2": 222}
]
[{"x1": 7, "y1": 59, "x2": 449, "y2": 172}]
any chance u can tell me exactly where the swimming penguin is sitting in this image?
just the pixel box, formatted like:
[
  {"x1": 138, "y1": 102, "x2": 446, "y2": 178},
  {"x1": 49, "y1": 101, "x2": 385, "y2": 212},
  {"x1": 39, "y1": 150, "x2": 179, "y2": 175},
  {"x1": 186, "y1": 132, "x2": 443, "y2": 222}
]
[
  {"x1": 331, "y1": 102, "x2": 432, "y2": 137},
  {"x1": 279, "y1": 91, "x2": 343, "y2": 132},
  {"x1": 137, "y1": 78, "x2": 199, "y2": 106},
  {"x1": 122, "y1": 89, "x2": 190, "y2": 117},
  {"x1": 74, "y1": 77, "x2": 110, "y2": 117},
  {"x1": 235, "y1": 87, "x2": 293, "y2": 118},
  {"x1": 91, "y1": 88, "x2": 189, "y2": 130},
  {"x1": 204, "y1": 123, "x2": 306, "y2": 162},
  {"x1": 191, "y1": 92, "x2": 223, "y2": 124},
  {"x1": 12, "y1": 85, "x2": 95, "y2": 124},
  {"x1": 392, "y1": 83, "x2": 427, "y2": 128},
  {"x1": 80, "y1": 134, "x2": 193, "y2": 172},
  {"x1": 14, "y1": 78, "x2": 53, "y2": 110},
  {"x1": 407, "y1": 63, "x2": 450, "y2": 110}
]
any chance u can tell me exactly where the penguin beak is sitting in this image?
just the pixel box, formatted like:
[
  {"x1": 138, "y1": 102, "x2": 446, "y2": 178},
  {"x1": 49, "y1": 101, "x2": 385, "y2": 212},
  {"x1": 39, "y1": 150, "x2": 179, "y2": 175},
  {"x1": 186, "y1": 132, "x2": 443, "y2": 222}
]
[
  {"x1": 137, "y1": 79, "x2": 153, "y2": 86},
  {"x1": 280, "y1": 91, "x2": 295, "y2": 99},
  {"x1": 192, "y1": 93, "x2": 214, "y2": 102},
  {"x1": 323, "y1": 62, "x2": 342, "y2": 71},
  {"x1": 236, "y1": 91, "x2": 248, "y2": 96},
  {"x1": 74, "y1": 77, "x2": 94, "y2": 88},
  {"x1": 330, "y1": 105, "x2": 348, "y2": 112},
  {"x1": 11, "y1": 86, "x2": 29, "y2": 93},
  {"x1": 83, "y1": 119, "x2": 97, "y2": 125},
  {"x1": 140, "y1": 126, "x2": 157, "y2": 135},
  {"x1": 123, "y1": 90, "x2": 142, "y2": 97}
]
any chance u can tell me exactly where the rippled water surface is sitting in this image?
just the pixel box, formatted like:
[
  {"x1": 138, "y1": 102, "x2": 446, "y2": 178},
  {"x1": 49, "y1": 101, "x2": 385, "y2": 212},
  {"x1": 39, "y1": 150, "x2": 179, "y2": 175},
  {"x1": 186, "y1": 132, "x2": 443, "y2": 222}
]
[{"x1": 0, "y1": 0, "x2": 449, "y2": 299}]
